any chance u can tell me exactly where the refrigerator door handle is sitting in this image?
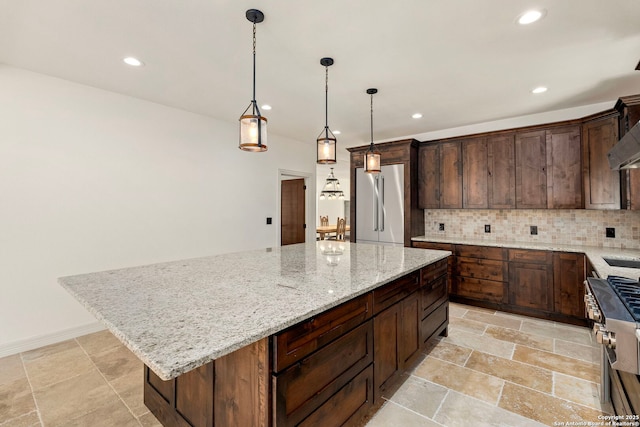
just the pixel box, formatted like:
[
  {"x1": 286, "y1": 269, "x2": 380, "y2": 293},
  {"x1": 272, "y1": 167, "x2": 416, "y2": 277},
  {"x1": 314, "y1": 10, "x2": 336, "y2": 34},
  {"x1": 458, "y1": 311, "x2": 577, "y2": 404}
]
[
  {"x1": 380, "y1": 175, "x2": 385, "y2": 232},
  {"x1": 373, "y1": 176, "x2": 379, "y2": 231}
]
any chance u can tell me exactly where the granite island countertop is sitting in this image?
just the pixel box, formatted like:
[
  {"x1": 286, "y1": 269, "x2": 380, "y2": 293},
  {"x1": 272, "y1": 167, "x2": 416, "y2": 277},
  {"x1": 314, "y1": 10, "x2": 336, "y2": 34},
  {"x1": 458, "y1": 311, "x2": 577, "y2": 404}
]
[
  {"x1": 59, "y1": 242, "x2": 450, "y2": 380},
  {"x1": 412, "y1": 235, "x2": 640, "y2": 280}
]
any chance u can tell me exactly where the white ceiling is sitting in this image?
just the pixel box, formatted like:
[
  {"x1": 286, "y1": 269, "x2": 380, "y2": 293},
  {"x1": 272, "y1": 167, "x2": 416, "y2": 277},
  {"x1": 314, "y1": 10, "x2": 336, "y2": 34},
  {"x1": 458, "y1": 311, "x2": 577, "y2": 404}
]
[{"x1": 2, "y1": 0, "x2": 640, "y2": 164}]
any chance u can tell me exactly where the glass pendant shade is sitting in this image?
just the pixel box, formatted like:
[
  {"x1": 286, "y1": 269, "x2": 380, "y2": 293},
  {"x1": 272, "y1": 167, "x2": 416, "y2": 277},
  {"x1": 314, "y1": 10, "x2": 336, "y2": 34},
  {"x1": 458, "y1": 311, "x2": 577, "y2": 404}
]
[
  {"x1": 364, "y1": 88, "x2": 381, "y2": 174},
  {"x1": 317, "y1": 128, "x2": 336, "y2": 164},
  {"x1": 319, "y1": 167, "x2": 345, "y2": 200},
  {"x1": 239, "y1": 102, "x2": 267, "y2": 151},
  {"x1": 239, "y1": 9, "x2": 267, "y2": 152}
]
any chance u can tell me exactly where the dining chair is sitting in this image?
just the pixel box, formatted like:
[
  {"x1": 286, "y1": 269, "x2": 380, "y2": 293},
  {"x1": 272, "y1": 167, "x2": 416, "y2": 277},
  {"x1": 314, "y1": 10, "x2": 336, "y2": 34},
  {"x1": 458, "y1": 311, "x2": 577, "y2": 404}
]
[
  {"x1": 320, "y1": 216, "x2": 329, "y2": 226},
  {"x1": 334, "y1": 218, "x2": 346, "y2": 241}
]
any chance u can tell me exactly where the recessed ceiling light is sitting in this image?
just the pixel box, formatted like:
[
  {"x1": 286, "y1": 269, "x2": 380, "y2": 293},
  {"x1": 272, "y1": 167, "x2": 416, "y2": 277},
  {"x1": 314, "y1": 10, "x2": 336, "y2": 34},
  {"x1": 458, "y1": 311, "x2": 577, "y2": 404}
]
[
  {"x1": 532, "y1": 86, "x2": 548, "y2": 94},
  {"x1": 123, "y1": 57, "x2": 144, "y2": 67},
  {"x1": 333, "y1": 130, "x2": 341, "y2": 135},
  {"x1": 412, "y1": 113, "x2": 423, "y2": 119},
  {"x1": 517, "y1": 10, "x2": 545, "y2": 25},
  {"x1": 261, "y1": 104, "x2": 272, "y2": 110}
]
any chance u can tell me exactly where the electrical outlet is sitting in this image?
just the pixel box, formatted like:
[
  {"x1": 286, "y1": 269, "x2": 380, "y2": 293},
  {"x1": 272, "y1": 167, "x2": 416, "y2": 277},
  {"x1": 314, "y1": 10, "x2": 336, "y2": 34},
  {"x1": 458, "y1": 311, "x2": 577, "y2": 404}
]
[
  {"x1": 266, "y1": 217, "x2": 272, "y2": 225},
  {"x1": 484, "y1": 224, "x2": 491, "y2": 233},
  {"x1": 606, "y1": 227, "x2": 615, "y2": 238},
  {"x1": 530, "y1": 225, "x2": 538, "y2": 235},
  {"x1": 439, "y1": 223, "x2": 445, "y2": 231}
]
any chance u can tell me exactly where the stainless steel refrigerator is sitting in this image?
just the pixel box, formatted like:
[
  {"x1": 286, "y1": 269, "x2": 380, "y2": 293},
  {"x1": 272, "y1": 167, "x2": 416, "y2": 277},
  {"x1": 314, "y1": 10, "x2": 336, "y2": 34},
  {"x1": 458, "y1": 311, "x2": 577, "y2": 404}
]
[{"x1": 355, "y1": 164, "x2": 404, "y2": 246}]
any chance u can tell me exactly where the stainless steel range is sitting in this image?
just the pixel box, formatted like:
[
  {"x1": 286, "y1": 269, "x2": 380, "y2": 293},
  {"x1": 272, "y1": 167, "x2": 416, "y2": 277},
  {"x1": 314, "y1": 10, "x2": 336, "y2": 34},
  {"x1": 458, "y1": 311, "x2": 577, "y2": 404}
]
[{"x1": 585, "y1": 275, "x2": 640, "y2": 413}]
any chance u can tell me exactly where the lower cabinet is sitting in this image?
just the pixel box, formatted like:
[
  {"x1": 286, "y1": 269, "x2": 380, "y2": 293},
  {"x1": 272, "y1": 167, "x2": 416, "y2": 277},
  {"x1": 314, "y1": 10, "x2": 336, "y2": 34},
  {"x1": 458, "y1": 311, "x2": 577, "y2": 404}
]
[{"x1": 554, "y1": 252, "x2": 586, "y2": 318}]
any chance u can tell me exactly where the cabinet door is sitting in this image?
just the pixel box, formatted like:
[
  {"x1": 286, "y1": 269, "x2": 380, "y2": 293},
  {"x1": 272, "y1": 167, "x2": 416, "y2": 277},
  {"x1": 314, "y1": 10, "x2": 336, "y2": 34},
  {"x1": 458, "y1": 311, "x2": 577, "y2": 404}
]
[
  {"x1": 439, "y1": 141, "x2": 463, "y2": 208},
  {"x1": 582, "y1": 116, "x2": 620, "y2": 209},
  {"x1": 373, "y1": 302, "x2": 400, "y2": 400},
  {"x1": 462, "y1": 138, "x2": 488, "y2": 208},
  {"x1": 546, "y1": 126, "x2": 583, "y2": 209},
  {"x1": 515, "y1": 130, "x2": 548, "y2": 208},
  {"x1": 509, "y1": 261, "x2": 554, "y2": 311},
  {"x1": 418, "y1": 144, "x2": 440, "y2": 209},
  {"x1": 553, "y1": 252, "x2": 586, "y2": 318},
  {"x1": 399, "y1": 292, "x2": 420, "y2": 368},
  {"x1": 487, "y1": 134, "x2": 515, "y2": 209}
]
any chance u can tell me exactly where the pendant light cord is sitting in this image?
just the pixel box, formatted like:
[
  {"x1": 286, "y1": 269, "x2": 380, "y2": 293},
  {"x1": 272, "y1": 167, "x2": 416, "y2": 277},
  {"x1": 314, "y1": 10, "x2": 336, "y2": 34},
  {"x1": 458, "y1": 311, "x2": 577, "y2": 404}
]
[
  {"x1": 252, "y1": 21, "x2": 257, "y2": 106},
  {"x1": 369, "y1": 93, "x2": 374, "y2": 149}
]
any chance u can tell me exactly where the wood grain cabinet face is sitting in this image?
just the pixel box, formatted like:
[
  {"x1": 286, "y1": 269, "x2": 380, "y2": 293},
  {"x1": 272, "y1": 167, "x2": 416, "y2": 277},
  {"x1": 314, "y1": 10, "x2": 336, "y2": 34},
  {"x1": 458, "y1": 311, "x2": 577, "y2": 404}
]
[
  {"x1": 617, "y1": 97, "x2": 640, "y2": 210},
  {"x1": 553, "y1": 252, "x2": 586, "y2": 318},
  {"x1": 439, "y1": 141, "x2": 463, "y2": 209},
  {"x1": 462, "y1": 138, "x2": 488, "y2": 208},
  {"x1": 508, "y1": 250, "x2": 554, "y2": 312},
  {"x1": 487, "y1": 134, "x2": 516, "y2": 209},
  {"x1": 582, "y1": 115, "x2": 620, "y2": 209},
  {"x1": 418, "y1": 144, "x2": 440, "y2": 209},
  {"x1": 546, "y1": 126, "x2": 583, "y2": 209},
  {"x1": 515, "y1": 130, "x2": 548, "y2": 209}
]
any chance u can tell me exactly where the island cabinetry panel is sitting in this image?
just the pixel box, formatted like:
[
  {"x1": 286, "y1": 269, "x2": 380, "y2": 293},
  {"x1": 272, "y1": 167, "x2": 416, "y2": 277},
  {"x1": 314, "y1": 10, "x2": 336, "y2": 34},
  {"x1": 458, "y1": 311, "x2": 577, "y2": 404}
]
[
  {"x1": 272, "y1": 292, "x2": 373, "y2": 372},
  {"x1": 582, "y1": 112, "x2": 620, "y2": 209},
  {"x1": 372, "y1": 271, "x2": 419, "y2": 314},
  {"x1": 553, "y1": 252, "x2": 586, "y2": 318},
  {"x1": 546, "y1": 126, "x2": 583, "y2": 209},
  {"x1": 420, "y1": 259, "x2": 449, "y2": 345},
  {"x1": 273, "y1": 321, "x2": 374, "y2": 427},
  {"x1": 411, "y1": 242, "x2": 454, "y2": 292},
  {"x1": 144, "y1": 337, "x2": 269, "y2": 427},
  {"x1": 515, "y1": 130, "x2": 548, "y2": 209},
  {"x1": 508, "y1": 249, "x2": 554, "y2": 312}
]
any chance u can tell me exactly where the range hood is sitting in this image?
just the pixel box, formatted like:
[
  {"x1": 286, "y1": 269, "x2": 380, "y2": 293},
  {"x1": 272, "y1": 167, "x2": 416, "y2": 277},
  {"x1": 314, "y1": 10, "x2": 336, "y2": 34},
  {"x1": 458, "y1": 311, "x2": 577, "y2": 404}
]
[{"x1": 608, "y1": 120, "x2": 640, "y2": 170}]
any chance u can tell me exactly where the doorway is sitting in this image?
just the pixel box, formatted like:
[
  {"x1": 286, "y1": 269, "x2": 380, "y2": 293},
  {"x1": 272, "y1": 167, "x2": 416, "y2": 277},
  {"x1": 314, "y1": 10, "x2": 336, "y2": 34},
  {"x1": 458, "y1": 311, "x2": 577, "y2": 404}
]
[{"x1": 281, "y1": 178, "x2": 306, "y2": 245}]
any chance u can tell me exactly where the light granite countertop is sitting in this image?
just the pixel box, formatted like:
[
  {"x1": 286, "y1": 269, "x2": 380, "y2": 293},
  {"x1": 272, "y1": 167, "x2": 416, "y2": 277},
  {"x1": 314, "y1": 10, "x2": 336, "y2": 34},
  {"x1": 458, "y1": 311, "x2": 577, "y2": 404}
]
[
  {"x1": 412, "y1": 236, "x2": 640, "y2": 280},
  {"x1": 59, "y1": 242, "x2": 450, "y2": 380}
]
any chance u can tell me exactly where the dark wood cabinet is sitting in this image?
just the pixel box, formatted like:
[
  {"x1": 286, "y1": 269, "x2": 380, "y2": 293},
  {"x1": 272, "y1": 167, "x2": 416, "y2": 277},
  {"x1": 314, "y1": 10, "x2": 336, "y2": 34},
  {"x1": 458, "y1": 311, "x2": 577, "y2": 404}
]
[
  {"x1": 439, "y1": 141, "x2": 463, "y2": 209},
  {"x1": 546, "y1": 126, "x2": 583, "y2": 209},
  {"x1": 462, "y1": 137, "x2": 488, "y2": 208},
  {"x1": 553, "y1": 252, "x2": 586, "y2": 318},
  {"x1": 515, "y1": 130, "x2": 548, "y2": 208},
  {"x1": 508, "y1": 249, "x2": 554, "y2": 312},
  {"x1": 487, "y1": 134, "x2": 516, "y2": 208},
  {"x1": 418, "y1": 143, "x2": 440, "y2": 209},
  {"x1": 582, "y1": 113, "x2": 620, "y2": 209},
  {"x1": 615, "y1": 95, "x2": 640, "y2": 210},
  {"x1": 454, "y1": 245, "x2": 508, "y2": 304}
]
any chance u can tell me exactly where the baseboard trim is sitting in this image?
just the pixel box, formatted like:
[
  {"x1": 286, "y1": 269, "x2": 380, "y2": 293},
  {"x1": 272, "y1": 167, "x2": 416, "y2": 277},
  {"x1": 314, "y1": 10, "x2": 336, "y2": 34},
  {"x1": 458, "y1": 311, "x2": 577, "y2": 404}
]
[{"x1": 0, "y1": 322, "x2": 106, "y2": 358}]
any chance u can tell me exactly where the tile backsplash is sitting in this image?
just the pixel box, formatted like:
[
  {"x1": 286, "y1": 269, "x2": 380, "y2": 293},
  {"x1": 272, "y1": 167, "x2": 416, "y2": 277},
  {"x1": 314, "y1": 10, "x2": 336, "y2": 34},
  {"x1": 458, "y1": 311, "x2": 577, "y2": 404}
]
[{"x1": 423, "y1": 209, "x2": 640, "y2": 249}]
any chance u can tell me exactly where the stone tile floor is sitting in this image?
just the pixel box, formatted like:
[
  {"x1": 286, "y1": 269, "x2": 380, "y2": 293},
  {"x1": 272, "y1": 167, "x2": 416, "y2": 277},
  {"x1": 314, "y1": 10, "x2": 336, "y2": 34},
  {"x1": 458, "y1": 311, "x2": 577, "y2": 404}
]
[{"x1": 0, "y1": 303, "x2": 611, "y2": 426}]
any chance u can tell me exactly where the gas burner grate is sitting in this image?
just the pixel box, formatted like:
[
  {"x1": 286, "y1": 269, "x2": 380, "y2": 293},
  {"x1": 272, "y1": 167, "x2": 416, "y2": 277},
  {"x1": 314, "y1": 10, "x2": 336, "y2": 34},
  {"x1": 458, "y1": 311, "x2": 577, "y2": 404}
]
[{"x1": 607, "y1": 275, "x2": 640, "y2": 322}]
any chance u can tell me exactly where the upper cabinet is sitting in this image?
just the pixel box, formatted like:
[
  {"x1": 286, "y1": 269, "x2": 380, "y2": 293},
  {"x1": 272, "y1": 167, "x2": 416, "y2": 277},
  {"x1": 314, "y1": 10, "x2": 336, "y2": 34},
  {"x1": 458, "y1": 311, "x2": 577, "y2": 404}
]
[
  {"x1": 417, "y1": 141, "x2": 462, "y2": 209},
  {"x1": 546, "y1": 126, "x2": 583, "y2": 209},
  {"x1": 582, "y1": 112, "x2": 620, "y2": 210},
  {"x1": 515, "y1": 130, "x2": 548, "y2": 209},
  {"x1": 462, "y1": 138, "x2": 488, "y2": 209},
  {"x1": 616, "y1": 96, "x2": 640, "y2": 210},
  {"x1": 487, "y1": 134, "x2": 516, "y2": 209},
  {"x1": 418, "y1": 144, "x2": 440, "y2": 209}
]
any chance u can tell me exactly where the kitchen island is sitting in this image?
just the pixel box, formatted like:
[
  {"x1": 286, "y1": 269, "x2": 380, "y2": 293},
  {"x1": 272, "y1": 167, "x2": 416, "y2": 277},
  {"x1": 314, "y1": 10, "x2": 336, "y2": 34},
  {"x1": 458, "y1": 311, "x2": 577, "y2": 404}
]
[{"x1": 59, "y1": 242, "x2": 450, "y2": 427}]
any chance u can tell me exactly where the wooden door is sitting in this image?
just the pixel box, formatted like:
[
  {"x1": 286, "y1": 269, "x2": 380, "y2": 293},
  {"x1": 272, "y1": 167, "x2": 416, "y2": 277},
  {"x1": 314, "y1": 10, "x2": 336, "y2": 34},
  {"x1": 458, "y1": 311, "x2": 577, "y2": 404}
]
[
  {"x1": 439, "y1": 141, "x2": 463, "y2": 209},
  {"x1": 553, "y1": 252, "x2": 586, "y2": 318},
  {"x1": 281, "y1": 178, "x2": 305, "y2": 245},
  {"x1": 546, "y1": 126, "x2": 583, "y2": 209},
  {"x1": 515, "y1": 130, "x2": 547, "y2": 208},
  {"x1": 373, "y1": 303, "x2": 400, "y2": 400},
  {"x1": 582, "y1": 116, "x2": 620, "y2": 209},
  {"x1": 418, "y1": 144, "x2": 440, "y2": 209},
  {"x1": 487, "y1": 134, "x2": 515, "y2": 209},
  {"x1": 462, "y1": 138, "x2": 488, "y2": 208},
  {"x1": 509, "y1": 262, "x2": 554, "y2": 311}
]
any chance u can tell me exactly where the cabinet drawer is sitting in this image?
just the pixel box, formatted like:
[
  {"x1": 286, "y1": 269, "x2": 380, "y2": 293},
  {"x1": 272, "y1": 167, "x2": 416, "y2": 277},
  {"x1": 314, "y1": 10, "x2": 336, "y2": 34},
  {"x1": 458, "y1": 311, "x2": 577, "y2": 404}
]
[
  {"x1": 508, "y1": 249, "x2": 551, "y2": 264},
  {"x1": 373, "y1": 271, "x2": 420, "y2": 314},
  {"x1": 456, "y1": 257, "x2": 506, "y2": 282},
  {"x1": 421, "y1": 258, "x2": 448, "y2": 283},
  {"x1": 455, "y1": 244, "x2": 506, "y2": 260},
  {"x1": 455, "y1": 276, "x2": 505, "y2": 303},
  {"x1": 422, "y1": 274, "x2": 447, "y2": 316},
  {"x1": 273, "y1": 292, "x2": 373, "y2": 372},
  {"x1": 412, "y1": 241, "x2": 454, "y2": 252},
  {"x1": 273, "y1": 321, "x2": 374, "y2": 427},
  {"x1": 421, "y1": 301, "x2": 448, "y2": 344}
]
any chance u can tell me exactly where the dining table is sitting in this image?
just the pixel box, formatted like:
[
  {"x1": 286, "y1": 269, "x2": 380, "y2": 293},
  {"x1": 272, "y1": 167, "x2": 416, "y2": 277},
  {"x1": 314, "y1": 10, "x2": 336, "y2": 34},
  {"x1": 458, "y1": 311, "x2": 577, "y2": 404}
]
[{"x1": 316, "y1": 224, "x2": 350, "y2": 240}]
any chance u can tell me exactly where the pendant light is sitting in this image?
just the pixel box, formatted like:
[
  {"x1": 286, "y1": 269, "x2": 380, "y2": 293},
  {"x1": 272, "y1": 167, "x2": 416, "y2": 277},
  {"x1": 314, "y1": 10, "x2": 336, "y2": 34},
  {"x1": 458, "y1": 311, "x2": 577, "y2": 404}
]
[
  {"x1": 239, "y1": 9, "x2": 267, "y2": 152},
  {"x1": 364, "y1": 88, "x2": 381, "y2": 174},
  {"x1": 317, "y1": 57, "x2": 336, "y2": 164},
  {"x1": 319, "y1": 167, "x2": 345, "y2": 200}
]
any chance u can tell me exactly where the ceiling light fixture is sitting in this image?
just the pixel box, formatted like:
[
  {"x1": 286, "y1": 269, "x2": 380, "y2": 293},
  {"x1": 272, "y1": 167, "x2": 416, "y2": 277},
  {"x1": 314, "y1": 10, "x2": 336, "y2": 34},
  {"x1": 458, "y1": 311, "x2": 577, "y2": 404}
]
[
  {"x1": 123, "y1": 57, "x2": 143, "y2": 67},
  {"x1": 239, "y1": 9, "x2": 268, "y2": 152},
  {"x1": 319, "y1": 167, "x2": 345, "y2": 200},
  {"x1": 412, "y1": 113, "x2": 423, "y2": 119},
  {"x1": 364, "y1": 88, "x2": 381, "y2": 174},
  {"x1": 261, "y1": 104, "x2": 272, "y2": 110},
  {"x1": 532, "y1": 86, "x2": 548, "y2": 94},
  {"x1": 317, "y1": 57, "x2": 337, "y2": 164},
  {"x1": 333, "y1": 130, "x2": 341, "y2": 135},
  {"x1": 517, "y1": 10, "x2": 545, "y2": 25}
]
